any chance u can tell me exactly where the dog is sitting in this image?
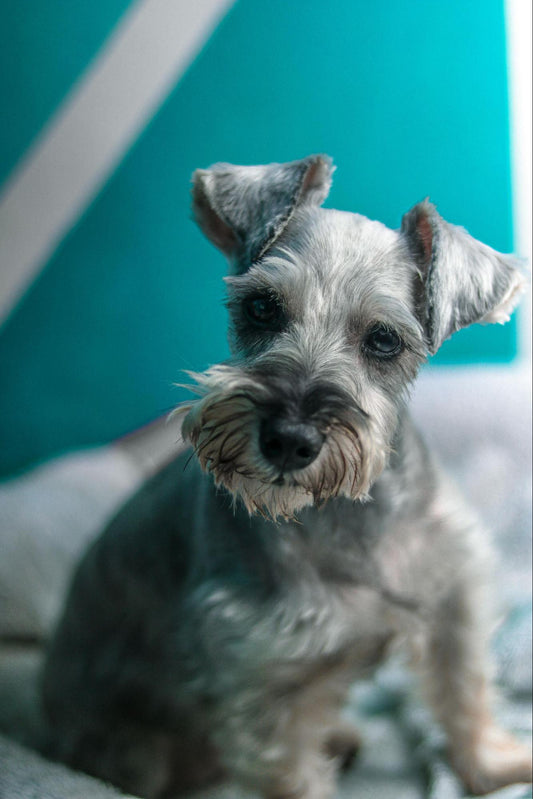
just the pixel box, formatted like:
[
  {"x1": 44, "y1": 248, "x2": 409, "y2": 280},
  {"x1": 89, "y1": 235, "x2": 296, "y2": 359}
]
[{"x1": 41, "y1": 156, "x2": 532, "y2": 798}]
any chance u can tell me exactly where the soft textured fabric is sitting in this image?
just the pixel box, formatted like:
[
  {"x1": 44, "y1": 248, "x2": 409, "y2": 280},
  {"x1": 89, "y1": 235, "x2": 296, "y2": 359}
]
[{"x1": 0, "y1": 733, "x2": 137, "y2": 799}]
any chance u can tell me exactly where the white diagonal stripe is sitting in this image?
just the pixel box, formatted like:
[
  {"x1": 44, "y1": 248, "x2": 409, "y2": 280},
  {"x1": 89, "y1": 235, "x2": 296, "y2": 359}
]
[{"x1": 0, "y1": 0, "x2": 234, "y2": 325}]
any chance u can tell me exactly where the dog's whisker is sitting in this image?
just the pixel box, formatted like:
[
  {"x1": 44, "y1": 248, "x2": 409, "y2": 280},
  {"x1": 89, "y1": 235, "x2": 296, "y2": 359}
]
[{"x1": 182, "y1": 451, "x2": 197, "y2": 472}]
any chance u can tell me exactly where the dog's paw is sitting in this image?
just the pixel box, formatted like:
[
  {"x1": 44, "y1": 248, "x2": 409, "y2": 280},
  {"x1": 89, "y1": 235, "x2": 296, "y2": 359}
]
[
  {"x1": 325, "y1": 722, "x2": 361, "y2": 772},
  {"x1": 455, "y1": 726, "x2": 532, "y2": 795}
]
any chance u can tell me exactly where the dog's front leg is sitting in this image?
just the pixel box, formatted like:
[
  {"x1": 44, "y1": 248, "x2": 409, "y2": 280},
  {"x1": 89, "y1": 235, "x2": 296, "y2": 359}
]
[
  {"x1": 418, "y1": 581, "x2": 532, "y2": 795},
  {"x1": 209, "y1": 680, "x2": 341, "y2": 799}
]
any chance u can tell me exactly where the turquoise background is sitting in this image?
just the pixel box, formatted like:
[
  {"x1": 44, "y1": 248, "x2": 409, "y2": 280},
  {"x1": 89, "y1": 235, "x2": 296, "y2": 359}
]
[
  {"x1": 0, "y1": 0, "x2": 517, "y2": 477},
  {"x1": 0, "y1": 0, "x2": 132, "y2": 186}
]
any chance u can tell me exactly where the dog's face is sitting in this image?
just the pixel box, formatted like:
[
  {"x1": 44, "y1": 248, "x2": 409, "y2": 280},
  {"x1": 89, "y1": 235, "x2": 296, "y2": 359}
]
[{"x1": 181, "y1": 156, "x2": 524, "y2": 519}]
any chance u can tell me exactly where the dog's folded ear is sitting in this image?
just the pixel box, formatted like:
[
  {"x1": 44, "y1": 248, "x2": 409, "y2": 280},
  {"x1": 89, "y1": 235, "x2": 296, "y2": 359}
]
[
  {"x1": 401, "y1": 199, "x2": 527, "y2": 354},
  {"x1": 192, "y1": 155, "x2": 334, "y2": 272}
]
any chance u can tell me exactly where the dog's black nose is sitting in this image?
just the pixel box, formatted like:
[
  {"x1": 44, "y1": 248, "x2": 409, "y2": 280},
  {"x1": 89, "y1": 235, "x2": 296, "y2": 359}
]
[{"x1": 259, "y1": 417, "x2": 324, "y2": 471}]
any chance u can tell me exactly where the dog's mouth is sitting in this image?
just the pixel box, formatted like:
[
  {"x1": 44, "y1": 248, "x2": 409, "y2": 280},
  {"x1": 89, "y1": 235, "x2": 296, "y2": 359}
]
[
  {"x1": 177, "y1": 365, "x2": 385, "y2": 520},
  {"x1": 269, "y1": 473, "x2": 309, "y2": 489}
]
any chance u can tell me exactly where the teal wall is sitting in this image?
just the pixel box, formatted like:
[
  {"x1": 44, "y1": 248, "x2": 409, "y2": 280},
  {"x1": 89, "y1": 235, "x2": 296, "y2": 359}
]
[
  {"x1": 0, "y1": 0, "x2": 517, "y2": 477},
  {"x1": 0, "y1": 0, "x2": 133, "y2": 186}
]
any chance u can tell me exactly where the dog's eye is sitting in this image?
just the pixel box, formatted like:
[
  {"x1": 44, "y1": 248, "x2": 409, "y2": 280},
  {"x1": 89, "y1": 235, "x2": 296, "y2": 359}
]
[
  {"x1": 364, "y1": 324, "x2": 403, "y2": 358},
  {"x1": 244, "y1": 296, "x2": 283, "y2": 328}
]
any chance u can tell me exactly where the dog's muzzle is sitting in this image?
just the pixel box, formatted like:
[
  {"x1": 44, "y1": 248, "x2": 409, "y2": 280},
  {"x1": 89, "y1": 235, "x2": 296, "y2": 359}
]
[{"x1": 178, "y1": 364, "x2": 387, "y2": 518}]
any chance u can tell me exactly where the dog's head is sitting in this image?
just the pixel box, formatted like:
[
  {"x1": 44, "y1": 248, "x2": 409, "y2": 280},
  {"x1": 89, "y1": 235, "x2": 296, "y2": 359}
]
[{"x1": 180, "y1": 156, "x2": 525, "y2": 519}]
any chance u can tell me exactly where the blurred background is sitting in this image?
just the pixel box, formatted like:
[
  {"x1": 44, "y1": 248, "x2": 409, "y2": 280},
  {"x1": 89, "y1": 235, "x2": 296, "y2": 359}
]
[{"x1": 0, "y1": 0, "x2": 530, "y2": 478}]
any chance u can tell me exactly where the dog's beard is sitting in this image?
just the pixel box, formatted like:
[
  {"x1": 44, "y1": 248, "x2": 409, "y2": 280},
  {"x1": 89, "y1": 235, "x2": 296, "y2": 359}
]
[{"x1": 177, "y1": 365, "x2": 387, "y2": 521}]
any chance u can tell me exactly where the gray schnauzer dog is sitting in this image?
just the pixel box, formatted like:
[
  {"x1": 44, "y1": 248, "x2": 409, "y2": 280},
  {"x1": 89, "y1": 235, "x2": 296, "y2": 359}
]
[{"x1": 42, "y1": 156, "x2": 531, "y2": 798}]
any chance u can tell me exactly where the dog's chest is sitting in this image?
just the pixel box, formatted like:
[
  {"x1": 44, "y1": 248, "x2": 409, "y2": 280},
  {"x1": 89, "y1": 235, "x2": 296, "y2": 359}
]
[
  {"x1": 255, "y1": 564, "x2": 397, "y2": 674},
  {"x1": 255, "y1": 508, "x2": 428, "y2": 669}
]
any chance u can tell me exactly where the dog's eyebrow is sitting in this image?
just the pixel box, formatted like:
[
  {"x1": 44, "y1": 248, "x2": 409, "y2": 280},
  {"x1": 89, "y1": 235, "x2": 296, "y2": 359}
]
[
  {"x1": 354, "y1": 294, "x2": 422, "y2": 331},
  {"x1": 225, "y1": 280, "x2": 287, "y2": 310},
  {"x1": 224, "y1": 267, "x2": 291, "y2": 300}
]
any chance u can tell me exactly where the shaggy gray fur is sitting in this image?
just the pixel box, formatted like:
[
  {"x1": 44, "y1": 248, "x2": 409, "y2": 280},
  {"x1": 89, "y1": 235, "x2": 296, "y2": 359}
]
[{"x1": 41, "y1": 156, "x2": 531, "y2": 799}]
